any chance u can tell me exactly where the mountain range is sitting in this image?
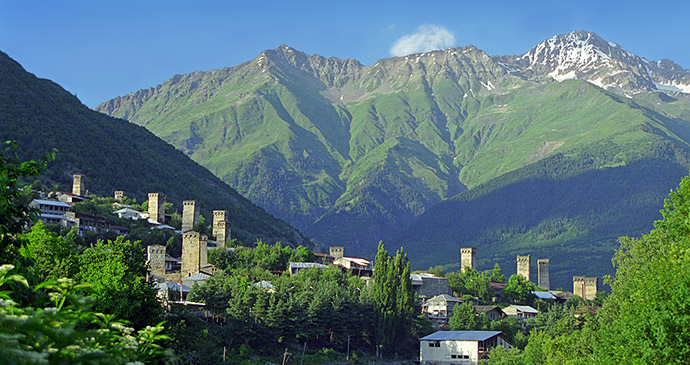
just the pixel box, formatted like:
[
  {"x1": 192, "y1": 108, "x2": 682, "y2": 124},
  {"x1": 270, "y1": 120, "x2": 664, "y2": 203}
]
[
  {"x1": 0, "y1": 50, "x2": 309, "y2": 248},
  {"x1": 94, "y1": 30, "x2": 690, "y2": 289}
]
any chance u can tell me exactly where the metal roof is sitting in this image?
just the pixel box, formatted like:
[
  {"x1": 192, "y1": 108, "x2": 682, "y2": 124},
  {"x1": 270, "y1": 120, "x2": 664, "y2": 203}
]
[
  {"x1": 181, "y1": 273, "x2": 211, "y2": 281},
  {"x1": 289, "y1": 262, "x2": 328, "y2": 269},
  {"x1": 508, "y1": 305, "x2": 539, "y2": 314},
  {"x1": 426, "y1": 294, "x2": 461, "y2": 303},
  {"x1": 532, "y1": 291, "x2": 557, "y2": 300},
  {"x1": 33, "y1": 199, "x2": 71, "y2": 207},
  {"x1": 156, "y1": 282, "x2": 191, "y2": 292},
  {"x1": 421, "y1": 331, "x2": 503, "y2": 342}
]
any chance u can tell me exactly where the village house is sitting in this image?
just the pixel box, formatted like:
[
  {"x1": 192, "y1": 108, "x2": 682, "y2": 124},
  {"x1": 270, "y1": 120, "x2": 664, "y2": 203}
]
[
  {"x1": 474, "y1": 305, "x2": 505, "y2": 321},
  {"x1": 420, "y1": 330, "x2": 512, "y2": 364},
  {"x1": 502, "y1": 305, "x2": 539, "y2": 320},
  {"x1": 333, "y1": 256, "x2": 373, "y2": 277},
  {"x1": 30, "y1": 199, "x2": 71, "y2": 225},
  {"x1": 422, "y1": 294, "x2": 462, "y2": 329}
]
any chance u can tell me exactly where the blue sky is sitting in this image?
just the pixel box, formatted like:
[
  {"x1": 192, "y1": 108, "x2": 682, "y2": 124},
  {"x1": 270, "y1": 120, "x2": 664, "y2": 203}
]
[{"x1": 2, "y1": 0, "x2": 689, "y2": 108}]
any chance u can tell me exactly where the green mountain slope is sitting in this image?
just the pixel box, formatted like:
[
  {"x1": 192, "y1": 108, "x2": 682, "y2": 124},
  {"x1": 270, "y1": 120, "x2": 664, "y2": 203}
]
[
  {"x1": 0, "y1": 50, "x2": 309, "y2": 247},
  {"x1": 395, "y1": 135, "x2": 690, "y2": 289},
  {"x1": 96, "y1": 32, "x2": 690, "y2": 264}
]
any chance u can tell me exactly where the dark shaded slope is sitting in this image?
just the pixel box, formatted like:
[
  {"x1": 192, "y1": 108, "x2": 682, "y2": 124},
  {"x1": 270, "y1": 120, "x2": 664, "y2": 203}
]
[
  {"x1": 394, "y1": 136, "x2": 690, "y2": 290},
  {"x1": 0, "y1": 50, "x2": 309, "y2": 247}
]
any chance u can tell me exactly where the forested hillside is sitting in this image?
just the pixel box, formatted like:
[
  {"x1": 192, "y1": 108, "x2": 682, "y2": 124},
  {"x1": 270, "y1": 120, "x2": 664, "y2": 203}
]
[{"x1": 0, "y1": 50, "x2": 309, "y2": 247}]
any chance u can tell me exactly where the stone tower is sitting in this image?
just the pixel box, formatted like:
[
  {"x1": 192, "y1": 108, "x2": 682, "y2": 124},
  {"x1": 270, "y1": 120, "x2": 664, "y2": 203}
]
[
  {"x1": 573, "y1": 276, "x2": 598, "y2": 301},
  {"x1": 460, "y1": 247, "x2": 476, "y2": 273},
  {"x1": 330, "y1": 246, "x2": 344, "y2": 259},
  {"x1": 181, "y1": 200, "x2": 200, "y2": 232},
  {"x1": 537, "y1": 259, "x2": 550, "y2": 290},
  {"x1": 181, "y1": 231, "x2": 208, "y2": 277},
  {"x1": 212, "y1": 210, "x2": 230, "y2": 247},
  {"x1": 148, "y1": 193, "x2": 166, "y2": 224},
  {"x1": 72, "y1": 174, "x2": 85, "y2": 196},
  {"x1": 147, "y1": 245, "x2": 166, "y2": 282},
  {"x1": 517, "y1": 255, "x2": 531, "y2": 282},
  {"x1": 114, "y1": 191, "x2": 124, "y2": 200}
]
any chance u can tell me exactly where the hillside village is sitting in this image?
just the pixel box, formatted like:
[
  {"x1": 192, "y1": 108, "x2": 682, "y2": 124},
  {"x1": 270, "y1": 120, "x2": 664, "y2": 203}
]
[{"x1": 28, "y1": 173, "x2": 609, "y2": 364}]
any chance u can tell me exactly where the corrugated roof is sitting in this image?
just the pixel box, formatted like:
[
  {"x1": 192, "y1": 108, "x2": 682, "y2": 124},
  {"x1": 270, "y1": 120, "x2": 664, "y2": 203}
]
[
  {"x1": 289, "y1": 262, "x2": 328, "y2": 269},
  {"x1": 421, "y1": 331, "x2": 503, "y2": 342},
  {"x1": 33, "y1": 199, "x2": 71, "y2": 207},
  {"x1": 427, "y1": 294, "x2": 461, "y2": 303},
  {"x1": 181, "y1": 273, "x2": 211, "y2": 281},
  {"x1": 157, "y1": 282, "x2": 191, "y2": 292},
  {"x1": 509, "y1": 305, "x2": 539, "y2": 314},
  {"x1": 532, "y1": 291, "x2": 557, "y2": 300}
]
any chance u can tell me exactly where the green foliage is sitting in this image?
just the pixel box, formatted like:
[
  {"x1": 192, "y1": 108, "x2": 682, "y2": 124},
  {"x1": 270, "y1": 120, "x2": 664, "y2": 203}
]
[
  {"x1": 0, "y1": 264, "x2": 173, "y2": 363},
  {"x1": 367, "y1": 242, "x2": 415, "y2": 356},
  {"x1": 504, "y1": 274, "x2": 537, "y2": 304},
  {"x1": 77, "y1": 236, "x2": 162, "y2": 328},
  {"x1": 19, "y1": 221, "x2": 79, "y2": 281},
  {"x1": 448, "y1": 301, "x2": 489, "y2": 330},
  {"x1": 596, "y1": 174, "x2": 690, "y2": 363},
  {"x1": 0, "y1": 141, "x2": 53, "y2": 258},
  {"x1": 489, "y1": 263, "x2": 505, "y2": 283},
  {"x1": 446, "y1": 268, "x2": 492, "y2": 301}
]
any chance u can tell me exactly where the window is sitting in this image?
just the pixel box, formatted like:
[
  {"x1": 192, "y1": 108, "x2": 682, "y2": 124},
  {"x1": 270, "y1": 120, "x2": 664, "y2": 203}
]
[{"x1": 428, "y1": 341, "x2": 440, "y2": 348}]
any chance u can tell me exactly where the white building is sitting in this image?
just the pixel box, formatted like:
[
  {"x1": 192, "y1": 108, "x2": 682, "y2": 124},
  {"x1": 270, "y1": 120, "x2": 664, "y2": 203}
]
[
  {"x1": 29, "y1": 199, "x2": 71, "y2": 225},
  {"x1": 420, "y1": 331, "x2": 511, "y2": 364}
]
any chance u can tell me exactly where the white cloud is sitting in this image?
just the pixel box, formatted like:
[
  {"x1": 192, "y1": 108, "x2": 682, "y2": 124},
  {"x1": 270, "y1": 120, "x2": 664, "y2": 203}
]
[{"x1": 390, "y1": 25, "x2": 455, "y2": 57}]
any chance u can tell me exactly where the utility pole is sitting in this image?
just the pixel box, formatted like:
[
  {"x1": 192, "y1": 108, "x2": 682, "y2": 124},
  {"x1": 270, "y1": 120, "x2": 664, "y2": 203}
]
[{"x1": 346, "y1": 335, "x2": 351, "y2": 361}]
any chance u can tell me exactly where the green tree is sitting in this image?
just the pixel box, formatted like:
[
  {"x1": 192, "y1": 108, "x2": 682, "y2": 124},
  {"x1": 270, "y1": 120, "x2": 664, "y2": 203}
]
[
  {"x1": 596, "y1": 174, "x2": 690, "y2": 363},
  {"x1": 503, "y1": 274, "x2": 537, "y2": 304},
  {"x1": 449, "y1": 301, "x2": 488, "y2": 330},
  {"x1": 489, "y1": 263, "x2": 505, "y2": 283},
  {"x1": 0, "y1": 141, "x2": 53, "y2": 258},
  {"x1": 19, "y1": 221, "x2": 79, "y2": 281},
  {"x1": 78, "y1": 236, "x2": 162, "y2": 328},
  {"x1": 368, "y1": 242, "x2": 415, "y2": 357}
]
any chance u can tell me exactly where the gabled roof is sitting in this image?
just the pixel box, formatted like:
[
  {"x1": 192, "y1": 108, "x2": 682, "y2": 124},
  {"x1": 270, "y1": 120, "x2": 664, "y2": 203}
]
[
  {"x1": 475, "y1": 305, "x2": 502, "y2": 314},
  {"x1": 508, "y1": 305, "x2": 538, "y2": 314},
  {"x1": 426, "y1": 294, "x2": 461, "y2": 304},
  {"x1": 254, "y1": 280, "x2": 274, "y2": 289},
  {"x1": 181, "y1": 273, "x2": 211, "y2": 281},
  {"x1": 421, "y1": 331, "x2": 503, "y2": 342},
  {"x1": 157, "y1": 282, "x2": 191, "y2": 292}
]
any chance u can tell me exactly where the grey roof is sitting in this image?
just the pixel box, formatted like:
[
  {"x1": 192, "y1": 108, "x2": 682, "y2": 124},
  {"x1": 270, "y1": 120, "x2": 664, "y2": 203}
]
[
  {"x1": 289, "y1": 262, "x2": 328, "y2": 269},
  {"x1": 508, "y1": 305, "x2": 539, "y2": 314},
  {"x1": 475, "y1": 305, "x2": 502, "y2": 313},
  {"x1": 181, "y1": 273, "x2": 211, "y2": 281},
  {"x1": 427, "y1": 294, "x2": 461, "y2": 304},
  {"x1": 532, "y1": 291, "x2": 557, "y2": 300},
  {"x1": 421, "y1": 331, "x2": 503, "y2": 342},
  {"x1": 33, "y1": 199, "x2": 71, "y2": 207},
  {"x1": 157, "y1": 282, "x2": 191, "y2": 292}
]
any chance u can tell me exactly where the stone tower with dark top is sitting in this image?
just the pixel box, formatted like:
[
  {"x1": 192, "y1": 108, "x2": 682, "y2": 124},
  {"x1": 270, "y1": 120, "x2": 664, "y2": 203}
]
[
  {"x1": 148, "y1": 193, "x2": 166, "y2": 224},
  {"x1": 181, "y1": 231, "x2": 207, "y2": 277},
  {"x1": 460, "y1": 247, "x2": 476, "y2": 273},
  {"x1": 72, "y1": 174, "x2": 85, "y2": 196},
  {"x1": 330, "y1": 246, "x2": 344, "y2": 259},
  {"x1": 212, "y1": 210, "x2": 230, "y2": 247},
  {"x1": 537, "y1": 259, "x2": 550, "y2": 290},
  {"x1": 182, "y1": 200, "x2": 200, "y2": 232},
  {"x1": 517, "y1": 255, "x2": 531, "y2": 282}
]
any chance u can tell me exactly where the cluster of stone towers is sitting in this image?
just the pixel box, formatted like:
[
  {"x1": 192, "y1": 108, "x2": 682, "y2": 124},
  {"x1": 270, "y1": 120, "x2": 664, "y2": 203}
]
[
  {"x1": 515, "y1": 255, "x2": 550, "y2": 290},
  {"x1": 146, "y1": 195, "x2": 233, "y2": 281}
]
